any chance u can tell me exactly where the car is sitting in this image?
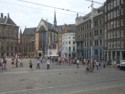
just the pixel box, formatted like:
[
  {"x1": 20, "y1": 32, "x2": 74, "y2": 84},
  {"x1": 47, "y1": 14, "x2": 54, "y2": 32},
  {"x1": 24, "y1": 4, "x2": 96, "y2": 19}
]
[{"x1": 117, "y1": 60, "x2": 125, "y2": 70}]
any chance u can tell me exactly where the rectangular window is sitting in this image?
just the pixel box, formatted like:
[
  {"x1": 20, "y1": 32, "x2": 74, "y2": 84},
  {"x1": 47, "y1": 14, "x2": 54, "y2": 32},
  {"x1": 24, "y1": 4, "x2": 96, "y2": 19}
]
[
  {"x1": 117, "y1": 20, "x2": 120, "y2": 27},
  {"x1": 100, "y1": 39, "x2": 102, "y2": 46},
  {"x1": 121, "y1": 41, "x2": 124, "y2": 48},
  {"x1": 114, "y1": 41, "x2": 117, "y2": 48},
  {"x1": 114, "y1": 0, "x2": 116, "y2": 7},
  {"x1": 73, "y1": 46, "x2": 75, "y2": 51},
  {"x1": 108, "y1": 3, "x2": 110, "y2": 10},
  {"x1": 100, "y1": 29, "x2": 102, "y2": 35},
  {"x1": 117, "y1": 0, "x2": 120, "y2": 6},
  {"x1": 114, "y1": 10, "x2": 117, "y2": 18},
  {"x1": 121, "y1": 30, "x2": 124, "y2": 37},
  {"x1": 114, "y1": 20, "x2": 117, "y2": 28},
  {"x1": 69, "y1": 47, "x2": 71, "y2": 52},
  {"x1": 69, "y1": 41, "x2": 71, "y2": 44},
  {"x1": 121, "y1": 0, "x2": 124, "y2": 4},
  {"x1": 114, "y1": 31, "x2": 117, "y2": 38},
  {"x1": 117, "y1": 41, "x2": 120, "y2": 48},
  {"x1": 121, "y1": 19, "x2": 124, "y2": 26}
]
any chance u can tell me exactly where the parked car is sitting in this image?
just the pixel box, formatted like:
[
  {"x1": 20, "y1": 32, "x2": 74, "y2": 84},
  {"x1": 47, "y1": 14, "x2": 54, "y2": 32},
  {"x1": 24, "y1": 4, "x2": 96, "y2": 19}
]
[{"x1": 117, "y1": 60, "x2": 125, "y2": 70}]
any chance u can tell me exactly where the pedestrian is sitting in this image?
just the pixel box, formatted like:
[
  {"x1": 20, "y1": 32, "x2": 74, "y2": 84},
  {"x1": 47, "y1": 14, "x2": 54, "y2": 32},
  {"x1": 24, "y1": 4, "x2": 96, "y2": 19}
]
[
  {"x1": 19, "y1": 58, "x2": 23, "y2": 67},
  {"x1": 47, "y1": 57, "x2": 50, "y2": 70},
  {"x1": 29, "y1": 59, "x2": 33, "y2": 71},
  {"x1": 3, "y1": 57, "x2": 7, "y2": 71},
  {"x1": 15, "y1": 59, "x2": 18, "y2": 68},
  {"x1": 11, "y1": 58, "x2": 15, "y2": 68},
  {"x1": 36, "y1": 58, "x2": 40, "y2": 69},
  {"x1": 96, "y1": 61, "x2": 99, "y2": 70},
  {"x1": 76, "y1": 59, "x2": 80, "y2": 68}
]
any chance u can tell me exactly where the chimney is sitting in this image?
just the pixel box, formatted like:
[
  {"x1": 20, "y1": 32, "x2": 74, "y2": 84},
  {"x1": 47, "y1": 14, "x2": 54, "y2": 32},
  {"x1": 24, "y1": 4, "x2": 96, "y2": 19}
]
[
  {"x1": 1, "y1": 13, "x2": 3, "y2": 18},
  {"x1": 7, "y1": 13, "x2": 10, "y2": 18}
]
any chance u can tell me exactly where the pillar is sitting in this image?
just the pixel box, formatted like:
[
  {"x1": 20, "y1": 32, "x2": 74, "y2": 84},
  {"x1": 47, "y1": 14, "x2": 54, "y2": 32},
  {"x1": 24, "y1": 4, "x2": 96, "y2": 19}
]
[
  {"x1": 111, "y1": 51, "x2": 113, "y2": 62},
  {"x1": 107, "y1": 51, "x2": 109, "y2": 61},
  {"x1": 115, "y1": 51, "x2": 117, "y2": 61},
  {"x1": 120, "y1": 51, "x2": 123, "y2": 60}
]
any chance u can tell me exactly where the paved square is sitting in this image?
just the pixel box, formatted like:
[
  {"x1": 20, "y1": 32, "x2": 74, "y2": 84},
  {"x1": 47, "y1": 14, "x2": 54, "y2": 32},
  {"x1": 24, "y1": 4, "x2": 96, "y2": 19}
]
[{"x1": 0, "y1": 59, "x2": 125, "y2": 94}]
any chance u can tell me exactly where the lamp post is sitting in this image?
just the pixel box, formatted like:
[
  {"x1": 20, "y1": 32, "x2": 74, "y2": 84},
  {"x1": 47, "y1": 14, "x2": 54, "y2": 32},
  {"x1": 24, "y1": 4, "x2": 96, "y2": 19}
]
[{"x1": 90, "y1": 0, "x2": 94, "y2": 71}]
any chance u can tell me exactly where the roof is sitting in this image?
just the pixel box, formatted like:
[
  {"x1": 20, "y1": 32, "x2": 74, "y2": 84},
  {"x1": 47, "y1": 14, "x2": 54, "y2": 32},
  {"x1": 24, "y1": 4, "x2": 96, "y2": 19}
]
[
  {"x1": 57, "y1": 24, "x2": 76, "y2": 32},
  {"x1": 0, "y1": 14, "x2": 17, "y2": 26},
  {"x1": 23, "y1": 27, "x2": 36, "y2": 35},
  {"x1": 36, "y1": 19, "x2": 58, "y2": 33}
]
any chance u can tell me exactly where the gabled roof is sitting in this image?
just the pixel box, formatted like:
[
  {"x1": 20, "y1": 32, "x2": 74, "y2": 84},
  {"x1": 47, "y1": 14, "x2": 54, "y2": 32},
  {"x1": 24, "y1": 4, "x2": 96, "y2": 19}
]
[
  {"x1": 36, "y1": 19, "x2": 58, "y2": 33},
  {"x1": 0, "y1": 14, "x2": 17, "y2": 26},
  {"x1": 23, "y1": 27, "x2": 36, "y2": 35}
]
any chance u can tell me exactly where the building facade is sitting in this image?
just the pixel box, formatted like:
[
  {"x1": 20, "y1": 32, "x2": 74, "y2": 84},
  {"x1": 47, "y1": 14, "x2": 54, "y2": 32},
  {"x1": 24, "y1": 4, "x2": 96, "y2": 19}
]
[
  {"x1": 58, "y1": 24, "x2": 76, "y2": 57},
  {"x1": 62, "y1": 31, "x2": 76, "y2": 58},
  {"x1": 35, "y1": 19, "x2": 58, "y2": 57},
  {"x1": 104, "y1": 0, "x2": 125, "y2": 62},
  {"x1": 0, "y1": 13, "x2": 19, "y2": 57},
  {"x1": 19, "y1": 27, "x2": 36, "y2": 57},
  {"x1": 75, "y1": 6, "x2": 105, "y2": 60}
]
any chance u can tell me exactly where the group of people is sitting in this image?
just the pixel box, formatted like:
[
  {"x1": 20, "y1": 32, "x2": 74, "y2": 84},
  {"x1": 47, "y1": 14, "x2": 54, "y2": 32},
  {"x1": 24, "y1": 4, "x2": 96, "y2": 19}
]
[
  {"x1": 29, "y1": 57, "x2": 51, "y2": 71},
  {"x1": 0, "y1": 57, "x2": 7, "y2": 71},
  {"x1": 11, "y1": 58, "x2": 23, "y2": 68}
]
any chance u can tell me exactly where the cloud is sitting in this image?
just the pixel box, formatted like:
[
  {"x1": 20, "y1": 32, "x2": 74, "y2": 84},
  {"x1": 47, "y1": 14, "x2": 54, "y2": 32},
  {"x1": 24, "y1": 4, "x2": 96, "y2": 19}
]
[{"x1": 0, "y1": 0, "x2": 106, "y2": 31}]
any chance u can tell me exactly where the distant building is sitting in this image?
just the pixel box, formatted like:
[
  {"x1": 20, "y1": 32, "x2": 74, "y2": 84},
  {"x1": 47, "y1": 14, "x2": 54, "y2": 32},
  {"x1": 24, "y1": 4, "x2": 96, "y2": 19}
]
[
  {"x1": 0, "y1": 13, "x2": 19, "y2": 57},
  {"x1": 104, "y1": 0, "x2": 125, "y2": 61},
  {"x1": 19, "y1": 27, "x2": 36, "y2": 57},
  {"x1": 62, "y1": 31, "x2": 76, "y2": 58},
  {"x1": 35, "y1": 19, "x2": 58, "y2": 57},
  {"x1": 58, "y1": 24, "x2": 76, "y2": 57},
  {"x1": 75, "y1": 6, "x2": 105, "y2": 60},
  {"x1": 20, "y1": 10, "x2": 59, "y2": 57}
]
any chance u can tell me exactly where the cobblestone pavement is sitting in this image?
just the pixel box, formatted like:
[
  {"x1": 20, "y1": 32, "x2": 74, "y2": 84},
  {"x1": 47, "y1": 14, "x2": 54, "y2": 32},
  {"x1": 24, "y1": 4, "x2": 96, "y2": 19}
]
[{"x1": 0, "y1": 59, "x2": 125, "y2": 94}]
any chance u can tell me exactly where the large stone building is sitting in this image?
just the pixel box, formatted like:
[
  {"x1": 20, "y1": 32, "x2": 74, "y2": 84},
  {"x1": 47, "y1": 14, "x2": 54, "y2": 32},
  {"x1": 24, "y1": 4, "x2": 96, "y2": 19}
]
[
  {"x1": 75, "y1": 6, "x2": 105, "y2": 60},
  {"x1": 0, "y1": 13, "x2": 19, "y2": 57},
  {"x1": 35, "y1": 19, "x2": 58, "y2": 57},
  {"x1": 20, "y1": 10, "x2": 59, "y2": 58},
  {"x1": 104, "y1": 0, "x2": 125, "y2": 62},
  {"x1": 19, "y1": 27, "x2": 36, "y2": 57}
]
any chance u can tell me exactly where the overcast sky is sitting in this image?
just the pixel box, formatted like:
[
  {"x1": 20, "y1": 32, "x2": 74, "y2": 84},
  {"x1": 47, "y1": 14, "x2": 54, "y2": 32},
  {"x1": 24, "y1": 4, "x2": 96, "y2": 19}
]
[{"x1": 0, "y1": 0, "x2": 106, "y2": 31}]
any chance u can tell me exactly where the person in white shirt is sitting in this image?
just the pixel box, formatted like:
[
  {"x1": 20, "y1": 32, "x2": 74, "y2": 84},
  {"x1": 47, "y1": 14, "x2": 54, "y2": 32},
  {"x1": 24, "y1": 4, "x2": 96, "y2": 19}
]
[
  {"x1": 76, "y1": 59, "x2": 80, "y2": 68},
  {"x1": 47, "y1": 57, "x2": 50, "y2": 69}
]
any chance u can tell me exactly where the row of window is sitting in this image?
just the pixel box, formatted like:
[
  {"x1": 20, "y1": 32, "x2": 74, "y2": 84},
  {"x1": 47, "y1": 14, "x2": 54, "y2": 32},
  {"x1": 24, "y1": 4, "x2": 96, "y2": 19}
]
[
  {"x1": 62, "y1": 41, "x2": 75, "y2": 45},
  {"x1": 62, "y1": 36, "x2": 75, "y2": 40},
  {"x1": 76, "y1": 28, "x2": 103, "y2": 40},
  {"x1": 105, "y1": 8, "x2": 124, "y2": 21},
  {"x1": 78, "y1": 39, "x2": 103, "y2": 48},
  {"x1": 107, "y1": 41, "x2": 124, "y2": 49},
  {"x1": 107, "y1": 30, "x2": 124, "y2": 39},
  {"x1": 94, "y1": 29, "x2": 103, "y2": 36},
  {"x1": 0, "y1": 46, "x2": 16, "y2": 51},
  {"x1": 77, "y1": 23, "x2": 91, "y2": 32},
  {"x1": 105, "y1": 0, "x2": 124, "y2": 12},
  {"x1": 64, "y1": 46, "x2": 76, "y2": 52},
  {"x1": 106, "y1": 19, "x2": 124, "y2": 30},
  {"x1": 77, "y1": 19, "x2": 103, "y2": 32}
]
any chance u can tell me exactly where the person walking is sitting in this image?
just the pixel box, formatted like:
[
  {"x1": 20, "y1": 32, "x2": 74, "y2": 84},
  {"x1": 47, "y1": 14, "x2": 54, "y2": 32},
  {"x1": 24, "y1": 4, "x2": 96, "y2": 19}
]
[
  {"x1": 47, "y1": 57, "x2": 50, "y2": 70},
  {"x1": 36, "y1": 58, "x2": 40, "y2": 69},
  {"x1": 11, "y1": 58, "x2": 15, "y2": 68},
  {"x1": 76, "y1": 59, "x2": 80, "y2": 68},
  {"x1": 19, "y1": 58, "x2": 23, "y2": 67},
  {"x1": 29, "y1": 59, "x2": 33, "y2": 71},
  {"x1": 96, "y1": 61, "x2": 99, "y2": 70}
]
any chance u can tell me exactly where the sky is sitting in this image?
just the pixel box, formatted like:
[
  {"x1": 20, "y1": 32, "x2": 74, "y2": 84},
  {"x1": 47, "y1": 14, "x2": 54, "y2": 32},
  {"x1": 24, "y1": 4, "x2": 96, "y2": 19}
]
[{"x1": 0, "y1": 0, "x2": 106, "y2": 31}]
